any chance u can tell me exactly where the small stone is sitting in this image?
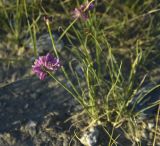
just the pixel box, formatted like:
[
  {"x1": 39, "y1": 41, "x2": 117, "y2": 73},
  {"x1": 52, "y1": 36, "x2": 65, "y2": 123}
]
[
  {"x1": 30, "y1": 93, "x2": 37, "y2": 99},
  {"x1": 27, "y1": 120, "x2": 37, "y2": 128},
  {"x1": 148, "y1": 122, "x2": 154, "y2": 129},
  {"x1": 24, "y1": 103, "x2": 29, "y2": 109},
  {"x1": 80, "y1": 126, "x2": 99, "y2": 146},
  {"x1": 12, "y1": 120, "x2": 21, "y2": 125}
]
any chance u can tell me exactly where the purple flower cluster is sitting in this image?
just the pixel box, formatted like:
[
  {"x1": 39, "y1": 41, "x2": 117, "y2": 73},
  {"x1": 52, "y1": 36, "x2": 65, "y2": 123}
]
[
  {"x1": 32, "y1": 53, "x2": 60, "y2": 80},
  {"x1": 72, "y1": 2, "x2": 94, "y2": 20}
]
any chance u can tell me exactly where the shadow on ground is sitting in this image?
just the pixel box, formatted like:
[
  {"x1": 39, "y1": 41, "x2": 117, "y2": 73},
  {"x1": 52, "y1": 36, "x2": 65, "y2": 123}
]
[{"x1": 0, "y1": 76, "x2": 82, "y2": 146}]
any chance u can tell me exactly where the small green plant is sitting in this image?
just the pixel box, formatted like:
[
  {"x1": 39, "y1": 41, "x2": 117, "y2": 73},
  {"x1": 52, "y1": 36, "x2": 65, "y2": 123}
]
[
  {"x1": 31, "y1": 1, "x2": 160, "y2": 145},
  {"x1": 1, "y1": 0, "x2": 159, "y2": 145}
]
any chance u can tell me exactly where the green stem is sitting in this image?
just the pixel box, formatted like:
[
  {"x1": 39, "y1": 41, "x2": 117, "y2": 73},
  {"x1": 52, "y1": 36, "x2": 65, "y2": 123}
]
[
  {"x1": 23, "y1": 0, "x2": 38, "y2": 56},
  {"x1": 46, "y1": 19, "x2": 81, "y2": 98},
  {"x1": 47, "y1": 71, "x2": 76, "y2": 99},
  {"x1": 152, "y1": 104, "x2": 160, "y2": 146},
  {"x1": 46, "y1": 22, "x2": 59, "y2": 58},
  {"x1": 58, "y1": 18, "x2": 77, "y2": 42}
]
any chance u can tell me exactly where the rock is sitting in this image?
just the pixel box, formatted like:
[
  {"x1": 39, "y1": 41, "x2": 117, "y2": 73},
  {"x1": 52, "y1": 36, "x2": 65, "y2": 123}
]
[
  {"x1": 80, "y1": 126, "x2": 99, "y2": 146},
  {"x1": 27, "y1": 32, "x2": 64, "y2": 55}
]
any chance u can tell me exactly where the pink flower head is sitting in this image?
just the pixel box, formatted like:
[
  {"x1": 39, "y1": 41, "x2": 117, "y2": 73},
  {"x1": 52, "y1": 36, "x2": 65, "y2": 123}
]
[
  {"x1": 32, "y1": 53, "x2": 60, "y2": 80},
  {"x1": 71, "y1": 2, "x2": 94, "y2": 20}
]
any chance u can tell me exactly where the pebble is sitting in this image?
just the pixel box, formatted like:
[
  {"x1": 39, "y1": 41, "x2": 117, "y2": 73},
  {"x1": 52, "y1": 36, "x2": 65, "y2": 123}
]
[{"x1": 80, "y1": 126, "x2": 99, "y2": 146}]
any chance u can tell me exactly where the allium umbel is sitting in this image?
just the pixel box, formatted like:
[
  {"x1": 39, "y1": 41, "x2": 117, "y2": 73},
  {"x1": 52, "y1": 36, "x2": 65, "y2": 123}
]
[
  {"x1": 32, "y1": 53, "x2": 60, "y2": 80},
  {"x1": 71, "y1": 2, "x2": 94, "y2": 20}
]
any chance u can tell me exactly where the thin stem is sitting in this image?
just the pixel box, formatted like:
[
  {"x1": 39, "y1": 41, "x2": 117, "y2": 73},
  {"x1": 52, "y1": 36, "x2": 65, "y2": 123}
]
[
  {"x1": 58, "y1": 18, "x2": 78, "y2": 42},
  {"x1": 47, "y1": 71, "x2": 76, "y2": 99},
  {"x1": 46, "y1": 22, "x2": 59, "y2": 58},
  {"x1": 46, "y1": 21, "x2": 81, "y2": 98},
  {"x1": 152, "y1": 104, "x2": 160, "y2": 146},
  {"x1": 23, "y1": 0, "x2": 38, "y2": 56}
]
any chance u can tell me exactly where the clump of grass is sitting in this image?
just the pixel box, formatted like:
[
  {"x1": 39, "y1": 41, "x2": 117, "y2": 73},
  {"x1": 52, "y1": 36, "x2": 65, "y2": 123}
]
[
  {"x1": 1, "y1": 0, "x2": 160, "y2": 145},
  {"x1": 38, "y1": 0, "x2": 160, "y2": 145}
]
